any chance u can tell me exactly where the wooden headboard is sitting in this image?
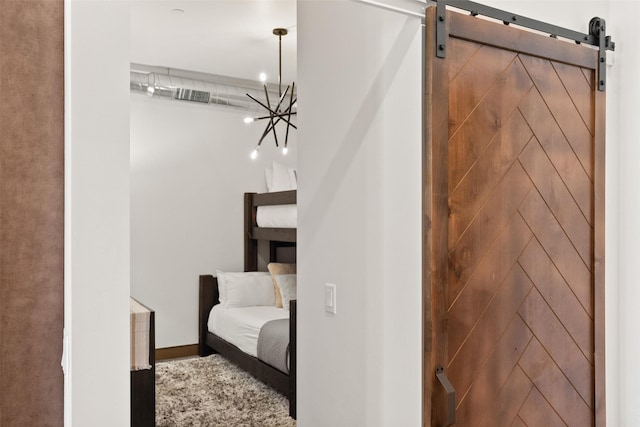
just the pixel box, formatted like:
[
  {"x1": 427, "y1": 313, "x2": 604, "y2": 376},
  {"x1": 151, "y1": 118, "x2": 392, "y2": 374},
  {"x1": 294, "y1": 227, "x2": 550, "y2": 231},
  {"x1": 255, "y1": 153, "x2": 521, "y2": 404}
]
[{"x1": 244, "y1": 191, "x2": 297, "y2": 271}]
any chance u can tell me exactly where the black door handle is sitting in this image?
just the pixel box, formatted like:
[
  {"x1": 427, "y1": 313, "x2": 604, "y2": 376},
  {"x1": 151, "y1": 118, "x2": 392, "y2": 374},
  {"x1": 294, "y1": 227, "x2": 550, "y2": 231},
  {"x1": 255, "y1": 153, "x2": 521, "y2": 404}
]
[{"x1": 436, "y1": 365, "x2": 456, "y2": 426}]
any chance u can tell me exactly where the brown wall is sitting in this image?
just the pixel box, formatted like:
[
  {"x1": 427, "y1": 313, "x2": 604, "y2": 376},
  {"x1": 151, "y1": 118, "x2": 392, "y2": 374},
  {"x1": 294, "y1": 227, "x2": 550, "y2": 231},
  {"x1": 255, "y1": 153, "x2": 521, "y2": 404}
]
[{"x1": 0, "y1": 1, "x2": 65, "y2": 425}]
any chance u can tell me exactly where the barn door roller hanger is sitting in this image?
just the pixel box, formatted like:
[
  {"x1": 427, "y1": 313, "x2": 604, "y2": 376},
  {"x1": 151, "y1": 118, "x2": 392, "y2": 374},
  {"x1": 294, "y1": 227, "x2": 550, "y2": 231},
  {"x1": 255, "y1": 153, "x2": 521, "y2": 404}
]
[{"x1": 434, "y1": 0, "x2": 615, "y2": 91}]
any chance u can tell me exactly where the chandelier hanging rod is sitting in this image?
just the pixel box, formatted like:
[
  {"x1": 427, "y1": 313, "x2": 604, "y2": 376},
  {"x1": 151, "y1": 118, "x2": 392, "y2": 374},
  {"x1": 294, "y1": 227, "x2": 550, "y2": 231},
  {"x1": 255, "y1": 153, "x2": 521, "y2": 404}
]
[{"x1": 274, "y1": 28, "x2": 287, "y2": 96}]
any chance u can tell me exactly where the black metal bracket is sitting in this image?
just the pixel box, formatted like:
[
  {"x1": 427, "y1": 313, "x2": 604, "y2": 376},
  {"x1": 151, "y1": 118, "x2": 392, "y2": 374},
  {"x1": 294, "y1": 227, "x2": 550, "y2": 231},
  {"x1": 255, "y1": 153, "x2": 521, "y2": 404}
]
[
  {"x1": 590, "y1": 17, "x2": 611, "y2": 91},
  {"x1": 436, "y1": 365, "x2": 456, "y2": 426},
  {"x1": 434, "y1": 0, "x2": 615, "y2": 91},
  {"x1": 435, "y1": 0, "x2": 447, "y2": 58}
]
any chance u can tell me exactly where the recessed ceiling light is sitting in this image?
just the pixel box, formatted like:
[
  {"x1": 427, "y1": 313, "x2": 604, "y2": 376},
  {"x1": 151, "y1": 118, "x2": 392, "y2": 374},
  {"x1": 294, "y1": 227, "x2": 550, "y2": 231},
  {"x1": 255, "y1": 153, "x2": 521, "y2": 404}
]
[{"x1": 171, "y1": 8, "x2": 185, "y2": 14}]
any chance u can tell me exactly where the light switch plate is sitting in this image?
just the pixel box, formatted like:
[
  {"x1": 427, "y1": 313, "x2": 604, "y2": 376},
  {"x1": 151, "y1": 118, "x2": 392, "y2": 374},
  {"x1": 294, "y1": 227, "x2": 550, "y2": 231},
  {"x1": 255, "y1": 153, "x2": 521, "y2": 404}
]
[{"x1": 325, "y1": 283, "x2": 337, "y2": 315}]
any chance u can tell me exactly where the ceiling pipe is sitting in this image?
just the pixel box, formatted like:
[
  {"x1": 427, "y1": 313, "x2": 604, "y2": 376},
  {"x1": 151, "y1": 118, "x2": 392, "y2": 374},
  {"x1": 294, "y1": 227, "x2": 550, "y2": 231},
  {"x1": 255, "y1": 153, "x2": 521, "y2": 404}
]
[{"x1": 130, "y1": 64, "x2": 293, "y2": 114}]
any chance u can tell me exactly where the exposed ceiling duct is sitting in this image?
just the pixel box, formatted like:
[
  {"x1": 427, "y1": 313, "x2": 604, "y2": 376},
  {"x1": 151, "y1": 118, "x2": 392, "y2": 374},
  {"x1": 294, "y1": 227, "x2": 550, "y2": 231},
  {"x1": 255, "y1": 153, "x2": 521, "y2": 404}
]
[{"x1": 130, "y1": 63, "x2": 291, "y2": 114}]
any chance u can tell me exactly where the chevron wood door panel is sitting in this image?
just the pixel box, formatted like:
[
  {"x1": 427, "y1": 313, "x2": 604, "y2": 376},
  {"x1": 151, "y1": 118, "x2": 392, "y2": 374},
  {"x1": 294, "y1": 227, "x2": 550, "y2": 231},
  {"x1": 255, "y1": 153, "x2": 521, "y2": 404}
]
[{"x1": 424, "y1": 7, "x2": 605, "y2": 427}]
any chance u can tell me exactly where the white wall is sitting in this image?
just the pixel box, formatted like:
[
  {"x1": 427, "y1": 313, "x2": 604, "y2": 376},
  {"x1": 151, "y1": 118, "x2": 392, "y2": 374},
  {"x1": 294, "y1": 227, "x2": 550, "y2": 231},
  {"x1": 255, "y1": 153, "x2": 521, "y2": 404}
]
[
  {"x1": 130, "y1": 95, "x2": 297, "y2": 348},
  {"x1": 297, "y1": 1, "x2": 422, "y2": 425},
  {"x1": 609, "y1": 1, "x2": 640, "y2": 425},
  {"x1": 65, "y1": 1, "x2": 130, "y2": 425}
]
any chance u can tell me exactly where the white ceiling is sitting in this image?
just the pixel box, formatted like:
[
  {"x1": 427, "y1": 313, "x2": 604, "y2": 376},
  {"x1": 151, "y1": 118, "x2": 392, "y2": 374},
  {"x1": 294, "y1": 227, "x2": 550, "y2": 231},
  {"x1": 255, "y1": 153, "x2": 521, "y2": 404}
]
[{"x1": 130, "y1": 1, "x2": 297, "y2": 83}]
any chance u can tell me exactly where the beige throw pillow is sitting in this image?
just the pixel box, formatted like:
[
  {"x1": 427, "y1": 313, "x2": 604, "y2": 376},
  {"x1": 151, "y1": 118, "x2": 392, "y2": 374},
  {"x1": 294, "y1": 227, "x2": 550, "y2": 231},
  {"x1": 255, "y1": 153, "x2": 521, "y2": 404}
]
[
  {"x1": 275, "y1": 274, "x2": 297, "y2": 310},
  {"x1": 267, "y1": 262, "x2": 296, "y2": 308}
]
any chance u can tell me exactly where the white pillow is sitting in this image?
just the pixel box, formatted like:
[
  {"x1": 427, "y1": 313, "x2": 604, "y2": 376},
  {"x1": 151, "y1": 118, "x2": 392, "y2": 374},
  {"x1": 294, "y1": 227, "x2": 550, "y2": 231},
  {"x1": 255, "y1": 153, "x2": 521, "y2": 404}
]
[
  {"x1": 271, "y1": 161, "x2": 297, "y2": 192},
  {"x1": 288, "y1": 168, "x2": 297, "y2": 189},
  {"x1": 265, "y1": 165, "x2": 274, "y2": 192},
  {"x1": 275, "y1": 274, "x2": 297, "y2": 310},
  {"x1": 216, "y1": 271, "x2": 273, "y2": 307}
]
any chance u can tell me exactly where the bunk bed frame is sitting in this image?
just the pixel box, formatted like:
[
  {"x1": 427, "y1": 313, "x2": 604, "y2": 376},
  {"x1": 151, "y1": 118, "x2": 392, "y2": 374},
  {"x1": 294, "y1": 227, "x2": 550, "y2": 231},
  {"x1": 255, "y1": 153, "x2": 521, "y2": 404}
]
[
  {"x1": 243, "y1": 190, "x2": 297, "y2": 270},
  {"x1": 198, "y1": 190, "x2": 297, "y2": 418}
]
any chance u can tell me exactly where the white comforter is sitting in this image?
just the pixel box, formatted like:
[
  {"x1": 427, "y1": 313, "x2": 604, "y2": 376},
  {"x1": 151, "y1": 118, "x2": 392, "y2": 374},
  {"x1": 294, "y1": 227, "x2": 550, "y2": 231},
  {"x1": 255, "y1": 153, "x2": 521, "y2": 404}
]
[{"x1": 207, "y1": 305, "x2": 289, "y2": 357}]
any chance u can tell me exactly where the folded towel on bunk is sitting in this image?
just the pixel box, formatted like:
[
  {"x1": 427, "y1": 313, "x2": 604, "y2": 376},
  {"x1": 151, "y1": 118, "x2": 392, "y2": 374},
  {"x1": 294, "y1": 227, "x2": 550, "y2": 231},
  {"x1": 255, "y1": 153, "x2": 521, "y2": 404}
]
[{"x1": 130, "y1": 298, "x2": 152, "y2": 371}]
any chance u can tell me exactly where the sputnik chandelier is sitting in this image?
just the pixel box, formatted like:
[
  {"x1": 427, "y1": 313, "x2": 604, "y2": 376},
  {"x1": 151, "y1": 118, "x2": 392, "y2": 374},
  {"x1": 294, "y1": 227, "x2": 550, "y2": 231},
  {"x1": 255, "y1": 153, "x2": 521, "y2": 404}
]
[{"x1": 245, "y1": 28, "x2": 296, "y2": 159}]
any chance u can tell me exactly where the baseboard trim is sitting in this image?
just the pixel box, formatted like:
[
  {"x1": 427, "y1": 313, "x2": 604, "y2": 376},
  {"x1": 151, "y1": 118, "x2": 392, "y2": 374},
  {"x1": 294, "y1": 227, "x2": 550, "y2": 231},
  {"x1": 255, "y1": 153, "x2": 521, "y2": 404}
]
[{"x1": 156, "y1": 344, "x2": 199, "y2": 361}]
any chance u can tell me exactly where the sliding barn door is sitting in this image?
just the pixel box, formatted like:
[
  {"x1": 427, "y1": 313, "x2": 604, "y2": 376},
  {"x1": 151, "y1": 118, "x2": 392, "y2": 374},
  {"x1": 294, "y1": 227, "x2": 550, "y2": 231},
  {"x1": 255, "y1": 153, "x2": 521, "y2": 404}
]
[{"x1": 424, "y1": 7, "x2": 605, "y2": 427}]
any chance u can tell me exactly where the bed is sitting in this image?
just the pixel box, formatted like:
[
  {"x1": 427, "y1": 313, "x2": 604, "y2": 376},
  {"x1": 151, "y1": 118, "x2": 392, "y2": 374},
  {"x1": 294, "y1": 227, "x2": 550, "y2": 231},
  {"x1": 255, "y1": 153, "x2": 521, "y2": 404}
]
[{"x1": 199, "y1": 190, "x2": 297, "y2": 418}]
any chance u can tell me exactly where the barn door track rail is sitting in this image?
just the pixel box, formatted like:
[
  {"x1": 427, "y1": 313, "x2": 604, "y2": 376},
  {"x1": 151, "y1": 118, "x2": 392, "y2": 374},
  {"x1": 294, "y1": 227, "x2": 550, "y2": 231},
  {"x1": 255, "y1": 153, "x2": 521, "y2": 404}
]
[{"x1": 434, "y1": 0, "x2": 615, "y2": 91}]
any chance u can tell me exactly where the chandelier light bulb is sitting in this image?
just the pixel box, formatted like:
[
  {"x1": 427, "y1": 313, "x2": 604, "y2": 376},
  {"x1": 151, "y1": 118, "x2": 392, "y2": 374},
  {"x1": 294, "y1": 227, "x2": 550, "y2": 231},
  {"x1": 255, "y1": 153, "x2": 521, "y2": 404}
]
[
  {"x1": 282, "y1": 146, "x2": 288, "y2": 155},
  {"x1": 250, "y1": 148, "x2": 259, "y2": 160},
  {"x1": 259, "y1": 72, "x2": 267, "y2": 83},
  {"x1": 244, "y1": 117, "x2": 254, "y2": 124}
]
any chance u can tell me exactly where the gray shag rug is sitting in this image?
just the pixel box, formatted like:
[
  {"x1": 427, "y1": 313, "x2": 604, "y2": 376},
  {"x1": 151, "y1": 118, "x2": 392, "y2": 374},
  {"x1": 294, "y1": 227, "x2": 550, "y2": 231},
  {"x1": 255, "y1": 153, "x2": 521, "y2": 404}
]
[{"x1": 156, "y1": 354, "x2": 296, "y2": 426}]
